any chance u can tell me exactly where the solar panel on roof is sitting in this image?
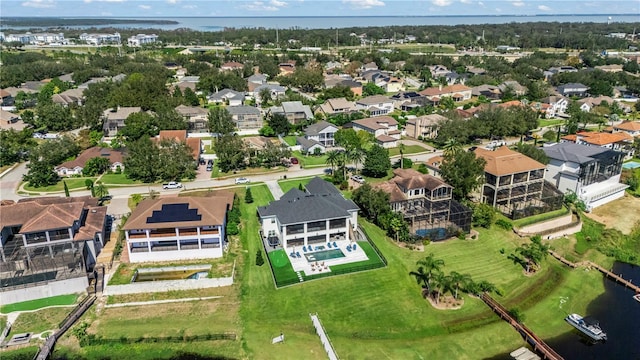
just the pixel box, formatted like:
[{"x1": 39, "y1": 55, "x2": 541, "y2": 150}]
[{"x1": 146, "y1": 203, "x2": 201, "y2": 223}]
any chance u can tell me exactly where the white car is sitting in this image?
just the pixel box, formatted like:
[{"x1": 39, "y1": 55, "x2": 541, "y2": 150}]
[
  {"x1": 350, "y1": 175, "x2": 365, "y2": 184},
  {"x1": 235, "y1": 177, "x2": 250, "y2": 185},
  {"x1": 162, "y1": 181, "x2": 183, "y2": 189}
]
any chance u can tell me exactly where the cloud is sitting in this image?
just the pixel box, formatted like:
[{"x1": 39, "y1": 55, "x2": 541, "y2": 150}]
[
  {"x1": 166, "y1": 0, "x2": 178, "y2": 3},
  {"x1": 22, "y1": 0, "x2": 55, "y2": 8},
  {"x1": 538, "y1": 4, "x2": 551, "y2": 11},
  {"x1": 138, "y1": 4, "x2": 151, "y2": 9},
  {"x1": 478, "y1": 1, "x2": 484, "y2": 6},
  {"x1": 512, "y1": 1, "x2": 524, "y2": 6},
  {"x1": 84, "y1": 0, "x2": 125, "y2": 3},
  {"x1": 460, "y1": 0, "x2": 472, "y2": 4},
  {"x1": 342, "y1": 0, "x2": 385, "y2": 9},
  {"x1": 241, "y1": 1, "x2": 278, "y2": 11},
  {"x1": 270, "y1": 0, "x2": 288, "y2": 6},
  {"x1": 431, "y1": 0, "x2": 453, "y2": 6}
]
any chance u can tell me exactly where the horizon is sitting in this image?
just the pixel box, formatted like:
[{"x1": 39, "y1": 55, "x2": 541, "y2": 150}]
[{"x1": 1, "y1": 13, "x2": 636, "y2": 18}]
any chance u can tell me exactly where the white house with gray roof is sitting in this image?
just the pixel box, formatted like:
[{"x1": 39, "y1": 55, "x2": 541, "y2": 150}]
[
  {"x1": 253, "y1": 84, "x2": 286, "y2": 105},
  {"x1": 296, "y1": 121, "x2": 338, "y2": 154},
  {"x1": 258, "y1": 177, "x2": 359, "y2": 249},
  {"x1": 355, "y1": 95, "x2": 394, "y2": 117},
  {"x1": 227, "y1": 105, "x2": 263, "y2": 130},
  {"x1": 208, "y1": 89, "x2": 245, "y2": 106},
  {"x1": 269, "y1": 101, "x2": 314, "y2": 125}
]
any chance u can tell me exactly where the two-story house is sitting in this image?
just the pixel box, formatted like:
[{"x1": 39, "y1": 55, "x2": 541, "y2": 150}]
[
  {"x1": 390, "y1": 91, "x2": 425, "y2": 110},
  {"x1": 52, "y1": 88, "x2": 85, "y2": 107},
  {"x1": 122, "y1": 195, "x2": 233, "y2": 263},
  {"x1": 227, "y1": 105, "x2": 263, "y2": 131},
  {"x1": 175, "y1": 105, "x2": 209, "y2": 133},
  {"x1": 556, "y1": 83, "x2": 589, "y2": 97},
  {"x1": 102, "y1": 107, "x2": 143, "y2": 137},
  {"x1": 404, "y1": 114, "x2": 449, "y2": 140},
  {"x1": 316, "y1": 97, "x2": 357, "y2": 117},
  {"x1": 349, "y1": 116, "x2": 401, "y2": 148},
  {"x1": 296, "y1": 121, "x2": 339, "y2": 154},
  {"x1": 247, "y1": 73, "x2": 268, "y2": 92},
  {"x1": 269, "y1": 101, "x2": 314, "y2": 125},
  {"x1": 419, "y1": 84, "x2": 473, "y2": 104},
  {"x1": 543, "y1": 142, "x2": 627, "y2": 211},
  {"x1": 0, "y1": 196, "x2": 107, "y2": 304},
  {"x1": 374, "y1": 169, "x2": 472, "y2": 240},
  {"x1": 220, "y1": 62, "x2": 244, "y2": 72},
  {"x1": 253, "y1": 84, "x2": 286, "y2": 105},
  {"x1": 354, "y1": 95, "x2": 394, "y2": 117},
  {"x1": 562, "y1": 131, "x2": 635, "y2": 159},
  {"x1": 474, "y1": 146, "x2": 560, "y2": 218},
  {"x1": 613, "y1": 121, "x2": 640, "y2": 138},
  {"x1": 258, "y1": 177, "x2": 359, "y2": 249},
  {"x1": 539, "y1": 96, "x2": 568, "y2": 116}
]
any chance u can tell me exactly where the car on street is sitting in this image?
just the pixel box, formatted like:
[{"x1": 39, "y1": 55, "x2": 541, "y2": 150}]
[
  {"x1": 162, "y1": 181, "x2": 183, "y2": 189},
  {"x1": 235, "y1": 177, "x2": 250, "y2": 184},
  {"x1": 290, "y1": 157, "x2": 299, "y2": 165},
  {"x1": 350, "y1": 175, "x2": 365, "y2": 184}
]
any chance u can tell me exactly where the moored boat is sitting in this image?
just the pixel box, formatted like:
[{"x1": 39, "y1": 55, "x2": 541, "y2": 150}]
[
  {"x1": 565, "y1": 313, "x2": 607, "y2": 341},
  {"x1": 633, "y1": 293, "x2": 640, "y2": 303}
]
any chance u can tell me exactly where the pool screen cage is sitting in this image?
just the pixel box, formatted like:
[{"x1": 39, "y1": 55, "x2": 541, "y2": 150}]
[
  {"x1": 497, "y1": 181, "x2": 565, "y2": 220},
  {"x1": 404, "y1": 199, "x2": 472, "y2": 242}
]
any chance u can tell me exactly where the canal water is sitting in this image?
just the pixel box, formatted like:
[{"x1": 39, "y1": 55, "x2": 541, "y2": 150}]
[{"x1": 545, "y1": 262, "x2": 640, "y2": 360}]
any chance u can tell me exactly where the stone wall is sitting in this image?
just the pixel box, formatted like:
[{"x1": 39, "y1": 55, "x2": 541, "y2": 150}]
[{"x1": 103, "y1": 276, "x2": 233, "y2": 296}]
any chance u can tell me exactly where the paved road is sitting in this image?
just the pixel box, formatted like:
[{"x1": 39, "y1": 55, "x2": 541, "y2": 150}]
[{"x1": 0, "y1": 162, "x2": 28, "y2": 202}]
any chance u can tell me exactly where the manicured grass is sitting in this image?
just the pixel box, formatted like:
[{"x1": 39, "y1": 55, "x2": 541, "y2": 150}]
[
  {"x1": 292, "y1": 150, "x2": 328, "y2": 168},
  {"x1": 388, "y1": 144, "x2": 429, "y2": 157},
  {"x1": 217, "y1": 166, "x2": 286, "y2": 179},
  {"x1": 0, "y1": 346, "x2": 39, "y2": 360},
  {"x1": 512, "y1": 206, "x2": 570, "y2": 228},
  {"x1": 1, "y1": 294, "x2": 78, "y2": 313},
  {"x1": 23, "y1": 177, "x2": 96, "y2": 192},
  {"x1": 11, "y1": 307, "x2": 73, "y2": 334},
  {"x1": 538, "y1": 119, "x2": 565, "y2": 128},
  {"x1": 277, "y1": 177, "x2": 315, "y2": 193},
  {"x1": 99, "y1": 173, "x2": 143, "y2": 185},
  {"x1": 282, "y1": 135, "x2": 297, "y2": 146}
]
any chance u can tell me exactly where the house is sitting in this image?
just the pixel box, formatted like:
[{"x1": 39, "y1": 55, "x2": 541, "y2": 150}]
[
  {"x1": 175, "y1": 105, "x2": 209, "y2": 133},
  {"x1": 55, "y1": 147, "x2": 125, "y2": 176},
  {"x1": 102, "y1": 107, "x2": 143, "y2": 137},
  {"x1": 296, "y1": 121, "x2": 339, "y2": 154},
  {"x1": 471, "y1": 85, "x2": 502, "y2": 100},
  {"x1": 561, "y1": 131, "x2": 635, "y2": 159},
  {"x1": 278, "y1": 62, "x2": 296, "y2": 76},
  {"x1": 383, "y1": 77, "x2": 404, "y2": 93},
  {"x1": 156, "y1": 130, "x2": 202, "y2": 160},
  {"x1": 316, "y1": 97, "x2": 357, "y2": 117},
  {"x1": 257, "y1": 177, "x2": 359, "y2": 249},
  {"x1": 444, "y1": 71, "x2": 466, "y2": 86},
  {"x1": 499, "y1": 81, "x2": 528, "y2": 97},
  {"x1": 354, "y1": 95, "x2": 394, "y2": 117},
  {"x1": 254, "y1": 84, "x2": 286, "y2": 104},
  {"x1": 613, "y1": 121, "x2": 640, "y2": 137},
  {"x1": 339, "y1": 79, "x2": 363, "y2": 97},
  {"x1": 0, "y1": 110, "x2": 27, "y2": 131},
  {"x1": 208, "y1": 88, "x2": 245, "y2": 106},
  {"x1": 242, "y1": 136, "x2": 275, "y2": 151},
  {"x1": 122, "y1": 195, "x2": 233, "y2": 263},
  {"x1": 539, "y1": 96, "x2": 568, "y2": 116},
  {"x1": 220, "y1": 62, "x2": 244, "y2": 72},
  {"x1": 419, "y1": 84, "x2": 473, "y2": 103},
  {"x1": 556, "y1": 83, "x2": 589, "y2": 97},
  {"x1": 543, "y1": 142, "x2": 628, "y2": 211},
  {"x1": 361, "y1": 62, "x2": 379, "y2": 72},
  {"x1": 425, "y1": 155, "x2": 444, "y2": 177},
  {"x1": 52, "y1": 88, "x2": 85, "y2": 107},
  {"x1": 324, "y1": 74, "x2": 354, "y2": 88},
  {"x1": 474, "y1": 146, "x2": 562, "y2": 218},
  {"x1": 349, "y1": 116, "x2": 400, "y2": 148},
  {"x1": 79, "y1": 32, "x2": 121, "y2": 45},
  {"x1": 127, "y1": 34, "x2": 158, "y2": 47},
  {"x1": 180, "y1": 76, "x2": 200, "y2": 84},
  {"x1": 390, "y1": 91, "x2": 425, "y2": 110},
  {"x1": 577, "y1": 96, "x2": 630, "y2": 113},
  {"x1": 227, "y1": 106, "x2": 263, "y2": 130},
  {"x1": 428, "y1": 65, "x2": 450, "y2": 78},
  {"x1": 247, "y1": 73, "x2": 268, "y2": 92},
  {"x1": 405, "y1": 114, "x2": 449, "y2": 139},
  {"x1": 269, "y1": 101, "x2": 314, "y2": 125},
  {"x1": 373, "y1": 168, "x2": 472, "y2": 240},
  {"x1": 173, "y1": 81, "x2": 197, "y2": 94},
  {"x1": 0, "y1": 196, "x2": 107, "y2": 304},
  {"x1": 0, "y1": 89, "x2": 14, "y2": 107}
]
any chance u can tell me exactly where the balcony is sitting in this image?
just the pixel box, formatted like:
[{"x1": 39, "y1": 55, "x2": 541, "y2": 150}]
[
  {"x1": 178, "y1": 228, "x2": 198, "y2": 236},
  {"x1": 200, "y1": 229, "x2": 219, "y2": 235},
  {"x1": 148, "y1": 229, "x2": 178, "y2": 238},
  {"x1": 128, "y1": 233, "x2": 147, "y2": 239}
]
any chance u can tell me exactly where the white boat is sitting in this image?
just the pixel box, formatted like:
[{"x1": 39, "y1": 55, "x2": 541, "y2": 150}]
[
  {"x1": 565, "y1": 313, "x2": 607, "y2": 341},
  {"x1": 633, "y1": 294, "x2": 640, "y2": 303}
]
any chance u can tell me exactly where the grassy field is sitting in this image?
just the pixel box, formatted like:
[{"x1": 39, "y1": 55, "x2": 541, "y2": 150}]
[
  {"x1": 11, "y1": 307, "x2": 73, "y2": 334},
  {"x1": 99, "y1": 173, "x2": 143, "y2": 185},
  {"x1": 1, "y1": 294, "x2": 77, "y2": 313},
  {"x1": 388, "y1": 144, "x2": 429, "y2": 157},
  {"x1": 0, "y1": 346, "x2": 39, "y2": 360},
  {"x1": 23, "y1": 177, "x2": 96, "y2": 192},
  {"x1": 538, "y1": 119, "x2": 565, "y2": 128},
  {"x1": 277, "y1": 176, "x2": 317, "y2": 193},
  {"x1": 292, "y1": 150, "x2": 328, "y2": 168},
  {"x1": 283, "y1": 135, "x2": 297, "y2": 146},
  {"x1": 108, "y1": 256, "x2": 236, "y2": 285}
]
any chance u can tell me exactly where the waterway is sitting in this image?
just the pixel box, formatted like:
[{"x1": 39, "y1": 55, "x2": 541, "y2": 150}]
[{"x1": 2, "y1": 14, "x2": 639, "y2": 32}]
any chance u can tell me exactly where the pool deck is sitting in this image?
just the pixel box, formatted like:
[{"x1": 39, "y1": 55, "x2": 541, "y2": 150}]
[
  {"x1": 622, "y1": 161, "x2": 640, "y2": 169},
  {"x1": 286, "y1": 240, "x2": 369, "y2": 276}
]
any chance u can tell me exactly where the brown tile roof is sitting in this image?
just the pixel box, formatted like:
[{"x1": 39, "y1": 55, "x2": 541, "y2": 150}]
[
  {"x1": 614, "y1": 121, "x2": 640, "y2": 132},
  {"x1": 56, "y1": 147, "x2": 125, "y2": 171},
  {"x1": 122, "y1": 195, "x2": 233, "y2": 230},
  {"x1": 0, "y1": 89, "x2": 10, "y2": 98},
  {"x1": 20, "y1": 202, "x2": 85, "y2": 233},
  {"x1": 474, "y1": 146, "x2": 545, "y2": 176},
  {"x1": 419, "y1": 84, "x2": 471, "y2": 97},
  {"x1": 373, "y1": 181, "x2": 406, "y2": 202},
  {"x1": 352, "y1": 116, "x2": 398, "y2": 131},
  {"x1": 392, "y1": 168, "x2": 449, "y2": 191},
  {"x1": 74, "y1": 206, "x2": 107, "y2": 241},
  {"x1": 221, "y1": 61, "x2": 244, "y2": 69},
  {"x1": 576, "y1": 131, "x2": 633, "y2": 145},
  {"x1": 157, "y1": 130, "x2": 201, "y2": 159},
  {"x1": 497, "y1": 100, "x2": 524, "y2": 109},
  {"x1": 376, "y1": 134, "x2": 397, "y2": 143}
]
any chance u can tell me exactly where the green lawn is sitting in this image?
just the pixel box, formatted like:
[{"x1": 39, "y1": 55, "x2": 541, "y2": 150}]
[
  {"x1": 388, "y1": 144, "x2": 429, "y2": 157},
  {"x1": 282, "y1": 135, "x2": 297, "y2": 146},
  {"x1": 11, "y1": 307, "x2": 73, "y2": 334},
  {"x1": 277, "y1": 177, "x2": 316, "y2": 193},
  {"x1": 512, "y1": 206, "x2": 571, "y2": 228},
  {"x1": 99, "y1": 173, "x2": 143, "y2": 185},
  {"x1": 538, "y1": 119, "x2": 565, "y2": 128},
  {"x1": 0, "y1": 346, "x2": 39, "y2": 360},
  {"x1": 1, "y1": 294, "x2": 78, "y2": 313},
  {"x1": 292, "y1": 150, "x2": 328, "y2": 168},
  {"x1": 23, "y1": 177, "x2": 96, "y2": 192}
]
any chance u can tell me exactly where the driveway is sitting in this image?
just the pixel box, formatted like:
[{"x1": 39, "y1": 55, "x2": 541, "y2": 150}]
[
  {"x1": 265, "y1": 180, "x2": 284, "y2": 200},
  {"x1": 0, "y1": 162, "x2": 28, "y2": 202}
]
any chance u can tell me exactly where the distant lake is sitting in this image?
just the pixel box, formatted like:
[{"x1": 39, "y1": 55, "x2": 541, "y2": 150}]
[{"x1": 1, "y1": 15, "x2": 639, "y2": 32}]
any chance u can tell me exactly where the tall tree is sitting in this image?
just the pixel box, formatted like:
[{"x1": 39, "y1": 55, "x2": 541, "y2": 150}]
[
  {"x1": 157, "y1": 139, "x2": 197, "y2": 181},
  {"x1": 208, "y1": 107, "x2": 236, "y2": 136},
  {"x1": 124, "y1": 137, "x2": 161, "y2": 183},
  {"x1": 362, "y1": 145, "x2": 391, "y2": 178},
  {"x1": 439, "y1": 150, "x2": 486, "y2": 200},
  {"x1": 120, "y1": 112, "x2": 157, "y2": 143},
  {"x1": 267, "y1": 113, "x2": 291, "y2": 136},
  {"x1": 215, "y1": 134, "x2": 246, "y2": 173}
]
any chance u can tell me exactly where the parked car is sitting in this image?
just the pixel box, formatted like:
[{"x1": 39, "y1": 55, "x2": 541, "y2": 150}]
[
  {"x1": 235, "y1": 177, "x2": 250, "y2": 184},
  {"x1": 350, "y1": 175, "x2": 365, "y2": 184},
  {"x1": 162, "y1": 181, "x2": 183, "y2": 189},
  {"x1": 206, "y1": 164, "x2": 213, "y2": 171},
  {"x1": 199, "y1": 158, "x2": 206, "y2": 165},
  {"x1": 207, "y1": 159, "x2": 214, "y2": 166},
  {"x1": 290, "y1": 157, "x2": 299, "y2": 165}
]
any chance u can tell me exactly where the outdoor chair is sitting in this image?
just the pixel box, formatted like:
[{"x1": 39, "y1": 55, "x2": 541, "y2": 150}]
[
  {"x1": 296, "y1": 252, "x2": 301, "y2": 258},
  {"x1": 303, "y1": 246, "x2": 307, "y2": 252},
  {"x1": 327, "y1": 243, "x2": 332, "y2": 248},
  {"x1": 353, "y1": 244, "x2": 357, "y2": 250},
  {"x1": 333, "y1": 242, "x2": 337, "y2": 248},
  {"x1": 346, "y1": 246, "x2": 351, "y2": 252}
]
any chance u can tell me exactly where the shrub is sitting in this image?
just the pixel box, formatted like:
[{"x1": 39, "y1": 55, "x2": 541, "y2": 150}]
[
  {"x1": 84, "y1": 179, "x2": 94, "y2": 190},
  {"x1": 245, "y1": 187, "x2": 254, "y2": 204},
  {"x1": 256, "y1": 250, "x2": 265, "y2": 266},
  {"x1": 472, "y1": 203, "x2": 496, "y2": 228},
  {"x1": 508, "y1": 308, "x2": 525, "y2": 322},
  {"x1": 422, "y1": 239, "x2": 431, "y2": 246},
  {"x1": 495, "y1": 218, "x2": 513, "y2": 230}
]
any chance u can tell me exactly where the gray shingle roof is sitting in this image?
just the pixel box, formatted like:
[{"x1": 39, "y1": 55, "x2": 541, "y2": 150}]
[
  {"x1": 304, "y1": 121, "x2": 336, "y2": 136},
  {"x1": 227, "y1": 105, "x2": 260, "y2": 115},
  {"x1": 542, "y1": 142, "x2": 619, "y2": 164},
  {"x1": 257, "y1": 177, "x2": 358, "y2": 225}
]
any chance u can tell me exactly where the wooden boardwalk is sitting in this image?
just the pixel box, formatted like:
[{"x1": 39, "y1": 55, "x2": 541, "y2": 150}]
[
  {"x1": 548, "y1": 251, "x2": 640, "y2": 293},
  {"x1": 480, "y1": 293, "x2": 564, "y2": 360}
]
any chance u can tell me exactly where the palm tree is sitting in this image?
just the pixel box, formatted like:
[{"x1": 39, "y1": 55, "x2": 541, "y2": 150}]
[
  {"x1": 416, "y1": 253, "x2": 445, "y2": 292},
  {"x1": 326, "y1": 150, "x2": 341, "y2": 175},
  {"x1": 347, "y1": 148, "x2": 364, "y2": 174},
  {"x1": 443, "y1": 138, "x2": 462, "y2": 156},
  {"x1": 93, "y1": 181, "x2": 109, "y2": 199},
  {"x1": 409, "y1": 266, "x2": 429, "y2": 290},
  {"x1": 431, "y1": 271, "x2": 450, "y2": 304},
  {"x1": 477, "y1": 280, "x2": 497, "y2": 295},
  {"x1": 449, "y1": 271, "x2": 472, "y2": 299},
  {"x1": 399, "y1": 143, "x2": 406, "y2": 168}
]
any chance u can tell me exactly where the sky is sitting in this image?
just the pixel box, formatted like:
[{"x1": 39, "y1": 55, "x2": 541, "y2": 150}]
[{"x1": 1, "y1": 0, "x2": 638, "y2": 17}]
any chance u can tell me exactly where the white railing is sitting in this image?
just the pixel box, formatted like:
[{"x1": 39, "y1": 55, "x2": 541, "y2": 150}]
[{"x1": 310, "y1": 313, "x2": 339, "y2": 360}]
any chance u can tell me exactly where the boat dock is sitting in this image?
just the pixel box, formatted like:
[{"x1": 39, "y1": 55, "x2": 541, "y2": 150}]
[
  {"x1": 548, "y1": 251, "x2": 640, "y2": 293},
  {"x1": 480, "y1": 293, "x2": 564, "y2": 360}
]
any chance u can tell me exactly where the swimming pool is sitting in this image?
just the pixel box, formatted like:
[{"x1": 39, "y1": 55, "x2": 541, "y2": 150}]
[
  {"x1": 622, "y1": 161, "x2": 640, "y2": 170},
  {"x1": 305, "y1": 249, "x2": 345, "y2": 262}
]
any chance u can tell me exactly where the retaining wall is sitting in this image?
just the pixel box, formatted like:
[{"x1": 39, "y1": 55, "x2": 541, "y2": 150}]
[
  {"x1": 0, "y1": 277, "x2": 88, "y2": 305},
  {"x1": 103, "y1": 276, "x2": 233, "y2": 296}
]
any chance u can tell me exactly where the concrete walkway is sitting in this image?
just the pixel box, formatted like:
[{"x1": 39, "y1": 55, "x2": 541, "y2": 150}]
[
  {"x1": 104, "y1": 296, "x2": 223, "y2": 308},
  {"x1": 265, "y1": 180, "x2": 284, "y2": 200}
]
